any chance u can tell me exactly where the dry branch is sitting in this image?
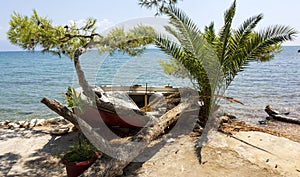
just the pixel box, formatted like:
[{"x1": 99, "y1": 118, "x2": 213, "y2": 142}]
[
  {"x1": 40, "y1": 97, "x2": 79, "y2": 128},
  {"x1": 265, "y1": 105, "x2": 300, "y2": 125}
]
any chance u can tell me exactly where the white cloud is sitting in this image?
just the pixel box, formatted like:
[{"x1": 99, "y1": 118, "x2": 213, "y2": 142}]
[
  {"x1": 96, "y1": 19, "x2": 114, "y2": 33},
  {"x1": 67, "y1": 18, "x2": 114, "y2": 33}
]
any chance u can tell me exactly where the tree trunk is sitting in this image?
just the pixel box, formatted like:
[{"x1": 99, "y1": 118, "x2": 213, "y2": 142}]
[
  {"x1": 74, "y1": 48, "x2": 101, "y2": 99},
  {"x1": 81, "y1": 101, "x2": 195, "y2": 177},
  {"x1": 265, "y1": 105, "x2": 300, "y2": 125},
  {"x1": 40, "y1": 97, "x2": 79, "y2": 128},
  {"x1": 73, "y1": 48, "x2": 146, "y2": 118}
]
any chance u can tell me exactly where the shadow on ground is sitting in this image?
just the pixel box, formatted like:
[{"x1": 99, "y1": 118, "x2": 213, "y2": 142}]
[{"x1": 1, "y1": 129, "x2": 77, "y2": 177}]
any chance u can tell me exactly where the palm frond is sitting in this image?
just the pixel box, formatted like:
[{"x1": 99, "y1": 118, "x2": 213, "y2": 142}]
[
  {"x1": 204, "y1": 22, "x2": 216, "y2": 44},
  {"x1": 245, "y1": 25, "x2": 297, "y2": 60},
  {"x1": 217, "y1": 0, "x2": 236, "y2": 63},
  {"x1": 164, "y1": 6, "x2": 203, "y2": 56}
]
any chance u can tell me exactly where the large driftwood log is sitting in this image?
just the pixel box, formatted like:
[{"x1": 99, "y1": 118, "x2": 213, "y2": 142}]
[
  {"x1": 81, "y1": 101, "x2": 195, "y2": 177},
  {"x1": 40, "y1": 97, "x2": 79, "y2": 128},
  {"x1": 265, "y1": 105, "x2": 300, "y2": 125}
]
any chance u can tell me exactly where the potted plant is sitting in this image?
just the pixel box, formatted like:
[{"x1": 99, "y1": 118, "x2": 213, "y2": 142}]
[
  {"x1": 61, "y1": 133, "x2": 100, "y2": 177},
  {"x1": 60, "y1": 87, "x2": 99, "y2": 176}
]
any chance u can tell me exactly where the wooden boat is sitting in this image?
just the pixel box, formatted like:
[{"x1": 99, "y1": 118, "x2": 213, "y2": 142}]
[
  {"x1": 75, "y1": 85, "x2": 179, "y2": 128},
  {"x1": 77, "y1": 105, "x2": 147, "y2": 128}
]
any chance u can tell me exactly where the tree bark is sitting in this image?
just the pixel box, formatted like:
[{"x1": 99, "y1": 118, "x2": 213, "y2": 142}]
[
  {"x1": 81, "y1": 101, "x2": 195, "y2": 177},
  {"x1": 73, "y1": 48, "x2": 146, "y2": 118},
  {"x1": 74, "y1": 48, "x2": 101, "y2": 99},
  {"x1": 40, "y1": 97, "x2": 79, "y2": 128},
  {"x1": 265, "y1": 105, "x2": 300, "y2": 125}
]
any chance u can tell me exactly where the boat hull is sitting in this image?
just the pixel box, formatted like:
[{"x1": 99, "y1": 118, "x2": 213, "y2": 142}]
[{"x1": 77, "y1": 106, "x2": 148, "y2": 128}]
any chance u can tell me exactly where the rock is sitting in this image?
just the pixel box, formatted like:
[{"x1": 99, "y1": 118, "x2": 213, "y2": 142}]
[
  {"x1": 22, "y1": 121, "x2": 30, "y2": 128},
  {"x1": 45, "y1": 117, "x2": 66, "y2": 125},
  {"x1": 50, "y1": 126, "x2": 70, "y2": 135},
  {"x1": 4, "y1": 120, "x2": 11, "y2": 126},
  {"x1": 0, "y1": 121, "x2": 6, "y2": 127},
  {"x1": 29, "y1": 119, "x2": 38, "y2": 128},
  {"x1": 18, "y1": 120, "x2": 26, "y2": 125},
  {"x1": 8, "y1": 122, "x2": 20, "y2": 129},
  {"x1": 36, "y1": 119, "x2": 46, "y2": 126},
  {"x1": 204, "y1": 131, "x2": 300, "y2": 177},
  {"x1": 223, "y1": 112, "x2": 237, "y2": 119},
  {"x1": 165, "y1": 138, "x2": 175, "y2": 143},
  {"x1": 18, "y1": 121, "x2": 28, "y2": 128}
]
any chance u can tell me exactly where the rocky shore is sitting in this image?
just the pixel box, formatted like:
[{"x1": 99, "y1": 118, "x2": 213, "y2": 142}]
[
  {"x1": 0, "y1": 117, "x2": 73, "y2": 131},
  {"x1": 0, "y1": 117, "x2": 299, "y2": 177}
]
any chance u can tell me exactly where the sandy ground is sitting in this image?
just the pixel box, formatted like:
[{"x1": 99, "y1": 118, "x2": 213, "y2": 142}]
[
  {"x1": 0, "y1": 127, "x2": 75, "y2": 177},
  {"x1": 0, "y1": 122, "x2": 300, "y2": 177},
  {"x1": 121, "y1": 130, "x2": 300, "y2": 177}
]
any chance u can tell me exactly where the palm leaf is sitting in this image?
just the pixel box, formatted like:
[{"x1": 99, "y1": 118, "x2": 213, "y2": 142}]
[
  {"x1": 164, "y1": 6, "x2": 204, "y2": 56},
  {"x1": 217, "y1": 0, "x2": 236, "y2": 64}
]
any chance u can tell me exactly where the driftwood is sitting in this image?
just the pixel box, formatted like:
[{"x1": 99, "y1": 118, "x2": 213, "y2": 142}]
[
  {"x1": 40, "y1": 97, "x2": 79, "y2": 128},
  {"x1": 265, "y1": 105, "x2": 300, "y2": 125},
  {"x1": 81, "y1": 101, "x2": 195, "y2": 177}
]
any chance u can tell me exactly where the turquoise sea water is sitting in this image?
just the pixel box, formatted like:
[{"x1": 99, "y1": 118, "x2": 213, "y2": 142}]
[
  {"x1": 223, "y1": 46, "x2": 300, "y2": 123},
  {"x1": 0, "y1": 47, "x2": 299, "y2": 123}
]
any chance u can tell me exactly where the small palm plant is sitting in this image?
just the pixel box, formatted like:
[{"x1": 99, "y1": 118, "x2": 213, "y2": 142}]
[{"x1": 156, "y1": 0, "x2": 297, "y2": 126}]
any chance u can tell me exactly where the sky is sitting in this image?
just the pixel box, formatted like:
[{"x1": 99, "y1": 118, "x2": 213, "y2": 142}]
[{"x1": 1, "y1": 0, "x2": 299, "y2": 51}]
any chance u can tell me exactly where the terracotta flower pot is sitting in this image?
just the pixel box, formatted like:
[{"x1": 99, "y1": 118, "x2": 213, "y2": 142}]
[{"x1": 62, "y1": 152, "x2": 99, "y2": 177}]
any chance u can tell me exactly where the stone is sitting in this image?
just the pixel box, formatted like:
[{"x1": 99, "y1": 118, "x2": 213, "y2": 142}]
[
  {"x1": 29, "y1": 119, "x2": 37, "y2": 128},
  {"x1": 18, "y1": 121, "x2": 27, "y2": 128},
  {"x1": 45, "y1": 117, "x2": 65, "y2": 125},
  {"x1": 36, "y1": 119, "x2": 46, "y2": 126},
  {"x1": 50, "y1": 126, "x2": 69, "y2": 135},
  {"x1": 8, "y1": 122, "x2": 20, "y2": 129},
  {"x1": 204, "y1": 131, "x2": 300, "y2": 177},
  {"x1": 22, "y1": 121, "x2": 30, "y2": 128},
  {"x1": 4, "y1": 120, "x2": 11, "y2": 126},
  {"x1": 0, "y1": 121, "x2": 6, "y2": 127}
]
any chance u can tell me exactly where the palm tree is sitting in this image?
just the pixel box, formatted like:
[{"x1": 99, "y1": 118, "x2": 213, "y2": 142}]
[{"x1": 156, "y1": 0, "x2": 297, "y2": 128}]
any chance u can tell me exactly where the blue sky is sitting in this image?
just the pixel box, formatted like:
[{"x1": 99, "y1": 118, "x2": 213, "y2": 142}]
[{"x1": 1, "y1": 0, "x2": 299, "y2": 51}]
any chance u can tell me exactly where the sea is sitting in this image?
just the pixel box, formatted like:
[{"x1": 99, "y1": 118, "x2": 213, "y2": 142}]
[{"x1": 0, "y1": 46, "x2": 299, "y2": 124}]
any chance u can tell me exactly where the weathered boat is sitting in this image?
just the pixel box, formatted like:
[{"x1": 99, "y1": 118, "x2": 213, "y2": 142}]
[{"x1": 75, "y1": 85, "x2": 180, "y2": 128}]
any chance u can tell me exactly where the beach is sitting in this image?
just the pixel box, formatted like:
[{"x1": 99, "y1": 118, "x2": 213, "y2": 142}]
[
  {"x1": 0, "y1": 117, "x2": 300, "y2": 177},
  {"x1": 1, "y1": 0, "x2": 300, "y2": 176},
  {"x1": 1, "y1": 45, "x2": 299, "y2": 177}
]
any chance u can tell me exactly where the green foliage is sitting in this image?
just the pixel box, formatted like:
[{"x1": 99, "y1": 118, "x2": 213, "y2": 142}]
[
  {"x1": 159, "y1": 59, "x2": 189, "y2": 78},
  {"x1": 158, "y1": 0, "x2": 297, "y2": 91},
  {"x1": 7, "y1": 10, "x2": 156, "y2": 59},
  {"x1": 64, "y1": 86, "x2": 89, "y2": 113},
  {"x1": 7, "y1": 10, "x2": 90, "y2": 58},
  {"x1": 138, "y1": 0, "x2": 180, "y2": 15},
  {"x1": 155, "y1": 6, "x2": 221, "y2": 125},
  {"x1": 97, "y1": 25, "x2": 156, "y2": 56},
  {"x1": 155, "y1": 0, "x2": 297, "y2": 124},
  {"x1": 63, "y1": 138, "x2": 97, "y2": 162},
  {"x1": 203, "y1": 0, "x2": 297, "y2": 88}
]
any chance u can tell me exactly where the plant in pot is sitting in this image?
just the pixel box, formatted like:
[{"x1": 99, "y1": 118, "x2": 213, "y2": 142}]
[
  {"x1": 62, "y1": 87, "x2": 99, "y2": 177},
  {"x1": 61, "y1": 133, "x2": 100, "y2": 177}
]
